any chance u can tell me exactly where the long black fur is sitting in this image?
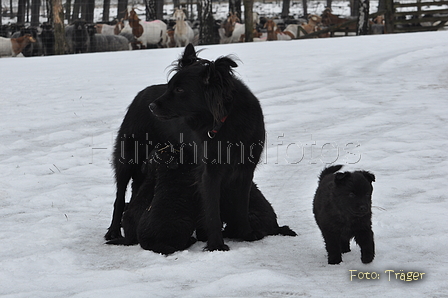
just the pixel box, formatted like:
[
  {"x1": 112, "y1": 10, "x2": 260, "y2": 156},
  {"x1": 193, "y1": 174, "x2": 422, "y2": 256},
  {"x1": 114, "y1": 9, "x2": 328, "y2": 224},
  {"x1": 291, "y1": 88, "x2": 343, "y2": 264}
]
[
  {"x1": 149, "y1": 44, "x2": 266, "y2": 251},
  {"x1": 313, "y1": 165, "x2": 376, "y2": 264}
]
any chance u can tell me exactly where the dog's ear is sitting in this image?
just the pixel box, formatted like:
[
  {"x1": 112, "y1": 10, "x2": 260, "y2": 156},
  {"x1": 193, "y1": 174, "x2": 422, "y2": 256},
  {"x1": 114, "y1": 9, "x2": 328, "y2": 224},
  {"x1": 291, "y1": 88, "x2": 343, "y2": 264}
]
[
  {"x1": 361, "y1": 171, "x2": 375, "y2": 183},
  {"x1": 334, "y1": 172, "x2": 350, "y2": 184},
  {"x1": 178, "y1": 43, "x2": 198, "y2": 69},
  {"x1": 202, "y1": 56, "x2": 238, "y2": 122}
]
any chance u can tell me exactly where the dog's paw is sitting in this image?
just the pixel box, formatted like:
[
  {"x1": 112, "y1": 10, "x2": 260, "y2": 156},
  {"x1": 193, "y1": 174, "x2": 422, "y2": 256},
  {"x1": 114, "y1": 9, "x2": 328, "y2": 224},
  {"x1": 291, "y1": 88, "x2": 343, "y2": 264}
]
[
  {"x1": 361, "y1": 254, "x2": 374, "y2": 264},
  {"x1": 104, "y1": 228, "x2": 123, "y2": 241},
  {"x1": 328, "y1": 255, "x2": 343, "y2": 265},
  {"x1": 204, "y1": 243, "x2": 230, "y2": 252}
]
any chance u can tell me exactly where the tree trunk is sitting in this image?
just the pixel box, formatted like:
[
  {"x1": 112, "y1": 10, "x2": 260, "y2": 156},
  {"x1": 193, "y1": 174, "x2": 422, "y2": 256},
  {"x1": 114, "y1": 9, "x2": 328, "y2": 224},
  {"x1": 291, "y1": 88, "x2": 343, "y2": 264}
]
[
  {"x1": 243, "y1": 0, "x2": 253, "y2": 42},
  {"x1": 53, "y1": 0, "x2": 65, "y2": 55},
  {"x1": 198, "y1": 0, "x2": 214, "y2": 45},
  {"x1": 173, "y1": 0, "x2": 180, "y2": 10},
  {"x1": 117, "y1": 0, "x2": 128, "y2": 20},
  {"x1": 102, "y1": 0, "x2": 110, "y2": 22},
  {"x1": 229, "y1": 0, "x2": 242, "y2": 19},
  {"x1": 281, "y1": 0, "x2": 290, "y2": 19},
  {"x1": 82, "y1": 0, "x2": 95, "y2": 22},
  {"x1": 302, "y1": 0, "x2": 308, "y2": 17},
  {"x1": 65, "y1": 0, "x2": 71, "y2": 22},
  {"x1": 145, "y1": 0, "x2": 156, "y2": 20},
  {"x1": 31, "y1": 0, "x2": 41, "y2": 26},
  {"x1": 357, "y1": 0, "x2": 369, "y2": 35},
  {"x1": 155, "y1": 0, "x2": 163, "y2": 20},
  {"x1": 46, "y1": 0, "x2": 53, "y2": 23},
  {"x1": 384, "y1": 0, "x2": 394, "y2": 33},
  {"x1": 17, "y1": 0, "x2": 26, "y2": 24},
  {"x1": 73, "y1": 0, "x2": 81, "y2": 20},
  {"x1": 10, "y1": 0, "x2": 14, "y2": 19},
  {"x1": 351, "y1": 0, "x2": 359, "y2": 17},
  {"x1": 326, "y1": 0, "x2": 332, "y2": 9}
]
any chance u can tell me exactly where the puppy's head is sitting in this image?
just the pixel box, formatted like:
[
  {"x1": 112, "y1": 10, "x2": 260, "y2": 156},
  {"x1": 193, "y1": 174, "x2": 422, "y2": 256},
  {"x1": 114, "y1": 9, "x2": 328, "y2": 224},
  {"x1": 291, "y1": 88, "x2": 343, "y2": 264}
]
[
  {"x1": 332, "y1": 170, "x2": 375, "y2": 217},
  {"x1": 149, "y1": 44, "x2": 238, "y2": 124}
]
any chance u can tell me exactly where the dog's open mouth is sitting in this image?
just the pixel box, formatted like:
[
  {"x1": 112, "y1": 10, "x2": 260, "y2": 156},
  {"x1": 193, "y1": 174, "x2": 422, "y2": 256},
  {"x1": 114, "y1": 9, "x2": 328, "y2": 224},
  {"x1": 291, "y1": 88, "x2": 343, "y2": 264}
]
[{"x1": 149, "y1": 104, "x2": 178, "y2": 120}]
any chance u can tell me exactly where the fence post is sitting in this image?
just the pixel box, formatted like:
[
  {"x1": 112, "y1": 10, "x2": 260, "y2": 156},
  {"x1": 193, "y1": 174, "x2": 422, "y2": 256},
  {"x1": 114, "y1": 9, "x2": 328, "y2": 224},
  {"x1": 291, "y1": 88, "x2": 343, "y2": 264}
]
[{"x1": 385, "y1": 0, "x2": 395, "y2": 33}]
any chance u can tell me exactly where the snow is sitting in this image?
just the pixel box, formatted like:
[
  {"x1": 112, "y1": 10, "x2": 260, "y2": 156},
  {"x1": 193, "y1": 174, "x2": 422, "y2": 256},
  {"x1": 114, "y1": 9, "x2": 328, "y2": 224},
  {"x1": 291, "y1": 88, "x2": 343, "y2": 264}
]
[{"x1": 1, "y1": 31, "x2": 448, "y2": 297}]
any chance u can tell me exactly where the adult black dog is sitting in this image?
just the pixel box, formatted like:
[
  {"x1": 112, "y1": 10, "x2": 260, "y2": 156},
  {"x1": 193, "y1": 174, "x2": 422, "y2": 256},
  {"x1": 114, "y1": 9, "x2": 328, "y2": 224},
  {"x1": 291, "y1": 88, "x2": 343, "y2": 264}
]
[
  {"x1": 149, "y1": 44, "x2": 266, "y2": 251},
  {"x1": 313, "y1": 165, "x2": 375, "y2": 265},
  {"x1": 106, "y1": 44, "x2": 266, "y2": 251}
]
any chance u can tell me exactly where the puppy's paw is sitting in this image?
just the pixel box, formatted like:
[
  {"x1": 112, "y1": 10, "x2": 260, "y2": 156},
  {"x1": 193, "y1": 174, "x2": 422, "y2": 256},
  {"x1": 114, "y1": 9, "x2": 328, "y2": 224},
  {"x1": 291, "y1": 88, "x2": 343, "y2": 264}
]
[
  {"x1": 104, "y1": 228, "x2": 122, "y2": 241},
  {"x1": 361, "y1": 254, "x2": 374, "y2": 264}
]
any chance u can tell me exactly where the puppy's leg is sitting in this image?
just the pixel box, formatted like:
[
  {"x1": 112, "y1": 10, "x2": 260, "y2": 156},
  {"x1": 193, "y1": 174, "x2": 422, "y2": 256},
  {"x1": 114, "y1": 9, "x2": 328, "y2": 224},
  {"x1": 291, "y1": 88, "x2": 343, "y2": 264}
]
[
  {"x1": 354, "y1": 229, "x2": 375, "y2": 264},
  {"x1": 340, "y1": 233, "x2": 351, "y2": 254},
  {"x1": 322, "y1": 230, "x2": 343, "y2": 264}
]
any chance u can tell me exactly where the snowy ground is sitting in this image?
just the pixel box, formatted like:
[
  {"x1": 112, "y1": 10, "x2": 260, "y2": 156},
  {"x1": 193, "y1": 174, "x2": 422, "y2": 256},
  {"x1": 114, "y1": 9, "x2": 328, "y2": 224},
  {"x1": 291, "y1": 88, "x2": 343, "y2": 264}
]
[{"x1": 1, "y1": 31, "x2": 448, "y2": 297}]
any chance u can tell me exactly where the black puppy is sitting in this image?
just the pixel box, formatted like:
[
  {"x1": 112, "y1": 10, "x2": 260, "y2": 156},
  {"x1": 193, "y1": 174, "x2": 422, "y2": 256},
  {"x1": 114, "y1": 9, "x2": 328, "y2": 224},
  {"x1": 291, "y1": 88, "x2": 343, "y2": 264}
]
[
  {"x1": 150, "y1": 44, "x2": 266, "y2": 251},
  {"x1": 313, "y1": 165, "x2": 375, "y2": 265},
  {"x1": 136, "y1": 145, "x2": 200, "y2": 254}
]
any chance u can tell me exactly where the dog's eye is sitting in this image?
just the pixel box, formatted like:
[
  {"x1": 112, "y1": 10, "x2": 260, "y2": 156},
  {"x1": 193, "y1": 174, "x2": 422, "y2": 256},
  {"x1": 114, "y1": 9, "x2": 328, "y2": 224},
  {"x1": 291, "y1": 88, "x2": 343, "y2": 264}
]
[
  {"x1": 174, "y1": 87, "x2": 184, "y2": 94},
  {"x1": 349, "y1": 193, "x2": 356, "y2": 198}
]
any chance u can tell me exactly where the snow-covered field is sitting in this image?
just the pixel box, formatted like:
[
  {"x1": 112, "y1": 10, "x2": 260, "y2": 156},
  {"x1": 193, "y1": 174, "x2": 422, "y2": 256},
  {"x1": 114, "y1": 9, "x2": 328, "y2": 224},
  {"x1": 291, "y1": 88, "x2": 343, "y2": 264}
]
[{"x1": 1, "y1": 31, "x2": 448, "y2": 297}]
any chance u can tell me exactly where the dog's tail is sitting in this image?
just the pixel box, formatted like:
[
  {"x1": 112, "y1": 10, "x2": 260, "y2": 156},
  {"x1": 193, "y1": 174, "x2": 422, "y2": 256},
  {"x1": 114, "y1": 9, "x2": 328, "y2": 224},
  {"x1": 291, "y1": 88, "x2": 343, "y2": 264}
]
[
  {"x1": 319, "y1": 164, "x2": 343, "y2": 182},
  {"x1": 276, "y1": 225, "x2": 297, "y2": 236}
]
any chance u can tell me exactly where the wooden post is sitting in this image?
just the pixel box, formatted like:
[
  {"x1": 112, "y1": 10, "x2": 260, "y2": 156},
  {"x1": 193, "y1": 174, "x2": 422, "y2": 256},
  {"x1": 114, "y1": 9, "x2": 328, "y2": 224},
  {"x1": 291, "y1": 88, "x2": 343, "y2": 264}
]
[
  {"x1": 53, "y1": 0, "x2": 66, "y2": 55},
  {"x1": 384, "y1": 0, "x2": 394, "y2": 33}
]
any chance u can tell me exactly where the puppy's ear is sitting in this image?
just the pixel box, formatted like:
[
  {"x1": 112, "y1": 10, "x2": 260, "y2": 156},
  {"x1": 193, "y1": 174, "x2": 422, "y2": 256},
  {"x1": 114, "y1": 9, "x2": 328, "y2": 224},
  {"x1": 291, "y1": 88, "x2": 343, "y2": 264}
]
[
  {"x1": 334, "y1": 172, "x2": 350, "y2": 184},
  {"x1": 178, "y1": 43, "x2": 198, "y2": 68},
  {"x1": 362, "y1": 171, "x2": 375, "y2": 183}
]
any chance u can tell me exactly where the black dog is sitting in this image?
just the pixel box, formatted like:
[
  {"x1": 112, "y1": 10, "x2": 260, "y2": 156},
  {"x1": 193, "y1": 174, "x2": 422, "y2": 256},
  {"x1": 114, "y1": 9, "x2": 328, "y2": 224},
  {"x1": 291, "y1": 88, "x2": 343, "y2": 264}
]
[
  {"x1": 149, "y1": 44, "x2": 266, "y2": 251},
  {"x1": 313, "y1": 165, "x2": 375, "y2": 265},
  {"x1": 137, "y1": 146, "x2": 200, "y2": 254},
  {"x1": 108, "y1": 145, "x2": 294, "y2": 253}
]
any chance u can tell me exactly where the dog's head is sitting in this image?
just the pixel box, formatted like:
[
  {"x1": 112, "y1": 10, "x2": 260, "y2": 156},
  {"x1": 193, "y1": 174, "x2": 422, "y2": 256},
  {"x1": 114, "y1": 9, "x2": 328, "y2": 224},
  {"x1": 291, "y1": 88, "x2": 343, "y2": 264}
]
[
  {"x1": 332, "y1": 170, "x2": 375, "y2": 217},
  {"x1": 149, "y1": 44, "x2": 238, "y2": 125}
]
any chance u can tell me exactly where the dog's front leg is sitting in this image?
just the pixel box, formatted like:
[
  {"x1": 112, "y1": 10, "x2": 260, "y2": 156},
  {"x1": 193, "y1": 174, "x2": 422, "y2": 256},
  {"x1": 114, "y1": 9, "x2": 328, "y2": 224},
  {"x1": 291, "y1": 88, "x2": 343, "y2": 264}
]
[
  {"x1": 201, "y1": 166, "x2": 229, "y2": 251},
  {"x1": 226, "y1": 174, "x2": 263, "y2": 241},
  {"x1": 354, "y1": 229, "x2": 375, "y2": 264}
]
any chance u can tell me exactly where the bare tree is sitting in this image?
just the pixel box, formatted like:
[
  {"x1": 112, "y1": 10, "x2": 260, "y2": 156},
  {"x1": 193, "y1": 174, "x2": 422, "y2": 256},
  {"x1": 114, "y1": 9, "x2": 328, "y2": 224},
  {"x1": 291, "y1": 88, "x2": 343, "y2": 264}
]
[
  {"x1": 243, "y1": 0, "x2": 253, "y2": 41},
  {"x1": 52, "y1": 0, "x2": 65, "y2": 55},
  {"x1": 357, "y1": 0, "x2": 369, "y2": 35},
  {"x1": 31, "y1": 0, "x2": 40, "y2": 26},
  {"x1": 229, "y1": 0, "x2": 242, "y2": 19},
  {"x1": 102, "y1": 0, "x2": 110, "y2": 22},
  {"x1": 198, "y1": 0, "x2": 214, "y2": 44},
  {"x1": 82, "y1": 0, "x2": 95, "y2": 22},
  {"x1": 117, "y1": 0, "x2": 128, "y2": 20},
  {"x1": 282, "y1": 0, "x2": 290, "y2": 19},
  {"x1": 17, "y1": 0, "x2": 26, "y2": 24}
]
